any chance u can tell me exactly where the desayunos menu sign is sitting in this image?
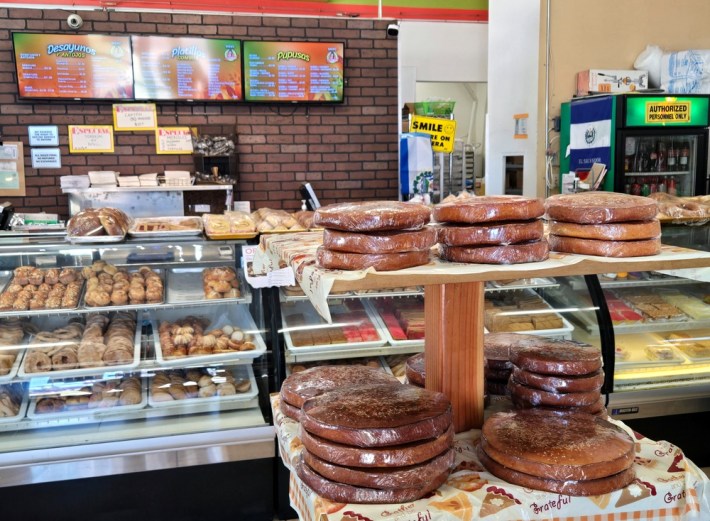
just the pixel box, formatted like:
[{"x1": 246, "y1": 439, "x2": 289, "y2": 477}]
[
  {"x1": 244, "y1": 41, "x2": 344, "y2": 102},
  {"x1": 13, "y1": 33, "x2": 134, "y2": 99},
  {"x1": 132, "y1": 36, "x2": 242, "y2": 101}
]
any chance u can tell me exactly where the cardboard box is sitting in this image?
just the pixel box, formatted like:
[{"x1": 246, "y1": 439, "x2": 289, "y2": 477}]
[{"x1": 576, "y1": 69, "x2": 648, "y2": 96}]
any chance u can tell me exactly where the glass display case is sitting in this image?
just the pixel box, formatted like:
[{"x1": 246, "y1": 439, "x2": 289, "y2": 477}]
[{"x1": 0, "y1": 234, "x2": 273, "y2": 489}]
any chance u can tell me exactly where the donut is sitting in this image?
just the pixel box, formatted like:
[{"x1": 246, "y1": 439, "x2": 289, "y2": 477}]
[
  {"x1": 545, "y1": 192, "x2": 658, "y2": 224},
  {"x1": 313, "y1": 201, "x2": 432, "y2": 232},
  {"x1": 512, "y1": 367, "x2": 605, "y2": 393},
  {"x1": 510, "y1": 340, "x2": 602, "y2": 376},
  {"x1": 549, "y1": 220, "x2": 661, "y2": 241},
  {"x1": 433, "y1": 195, "x2": 544, "y2": 224},
  {"x1": 508, "y1": 378, "x2": 601, "y2": 407},
  {"x1": 295, "y1": 452, "x2": 450, "y2": 504},
  {"x1": 439, "y1": 240, "x2": 549, "y2": 265},
  {"x1": 24, "y1": 351, "x2": 52, "y2": 373},
  {"x1": 302, "y1": 446, "x2": 455, "y2": 490},
  {"x1": 477, "y1": 445, "x2": 635, "y2": 496},
  {"x1": 548, "y1": 235, "x2": 662, "y2": 258},
  {"x1": 316, "y1": 247, "x2": 430, "y2": 271},
  {"x1": 321, "y1": 227, "x2": 437, "y2": 254},
  {"x1": 437, "y1": 219, "x2": 544, "y2": 246}
]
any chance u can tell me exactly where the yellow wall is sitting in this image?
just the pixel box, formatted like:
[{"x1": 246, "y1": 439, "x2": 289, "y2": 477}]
[{"x1": 539, "y1": 0, "x2": 710, "y2": 192}]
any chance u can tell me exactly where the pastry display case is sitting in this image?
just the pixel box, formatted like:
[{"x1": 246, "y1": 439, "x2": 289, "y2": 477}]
[{"x1": 0, "y1": 234, "x2": 273, "y2": 488}]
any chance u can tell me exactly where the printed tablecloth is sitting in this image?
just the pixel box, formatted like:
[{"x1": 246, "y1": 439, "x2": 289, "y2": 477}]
[{"x1": 271, "y1": 394, "x2": 710, "y2": 521}]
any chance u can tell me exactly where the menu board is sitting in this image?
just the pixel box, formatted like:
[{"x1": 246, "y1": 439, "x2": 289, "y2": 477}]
[
  {"x1": 13, "y1": 33, "x2": 134, "y2": 99},
  {"x1": 243, "y1": 41, "x2": 344, "y2": 103},
  {"x1": 132, "y1": 36, "x2": 242, "y2": 101}
]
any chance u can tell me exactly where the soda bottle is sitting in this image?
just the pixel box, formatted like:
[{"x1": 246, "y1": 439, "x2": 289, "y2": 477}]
[
  {"x1": 657, "y1": 141, "x2": 667, "y2": 171},
  {"x1": 631, "y1": 177, "x2": 642, "y2": 195},
  {"x1": 657, "y1": 176, "x2": 667, "y2": 193},
  {"x1": 680, "y1": 141, "x2": 690, "y2": 171},
  {"x1": 641, "y1": 177, "x2": 651, "y2": 196},
  {"x1": 667, "y1": 141, "x2": 677, "y2": 171},
  {"x1": 649, "y1": 177, "x2": 657, "y2": 194},
  {"x1": 668, "y1": 176, "x2": 677, "y2": 196}
]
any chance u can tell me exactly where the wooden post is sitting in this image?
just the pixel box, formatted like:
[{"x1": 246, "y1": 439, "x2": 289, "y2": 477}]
[{"x1": 425, "y1": 281, "x2": 485, "y2": 432}]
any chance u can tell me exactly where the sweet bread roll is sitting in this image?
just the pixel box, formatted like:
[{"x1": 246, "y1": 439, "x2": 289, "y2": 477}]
[
  {"x1": 549, "y1": 220, "x2": 660, "y2": 241},
  {"x1": 545, "y1": 192, "x2": 658, "y2": 224},
  {"x1": 313, "y1": 201, "x2": 432, "y2": 232}
]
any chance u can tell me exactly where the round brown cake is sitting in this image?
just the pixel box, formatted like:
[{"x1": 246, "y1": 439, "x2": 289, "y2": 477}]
[
  {"x1": 548, "y1": 235, "x2": 662, "y2": 258},
  {"x1": 439, "y1": 240, "x2": 549, "y2": 265},
  {"x1": 295, "y1": 452, "x2": 450, "y2": 504},
  {"x1": 510, "y1": 340, "x2": 602, "y2": 376},
  {"x1": 511, "y1": 395, "x2": 607, "y2": 416},
  {"x1": 433, "y1": 195, "x2": 545, "y2": 224},
  {"x1": 512, "y1": 367, "x2": 605, "y2": 393},
  {"x1": 279, "y1": 396, "x2": 302, "y2": 421},
  {"x1": 545, "y1": 192, "x2": 658, "y2": 224},
  {"x1": 484, "y1": 333, "x2": 547, "y2": 370},
  {"x1": 302, "y1": 446, "x2": 455, "y2": 489},
  {"x1": 477, "y1": 445, "x2": 635, "y2": 496},
  {"x1": 549, "y1": 220, "x2": 661, "y2": 241},
  {"x1": 301, "y1": 382, "x2": 452, "y2": 447},
  {"x1": 300, "y1": 424, "x2": 455, "y2": 467},
  {"x1": 405, "y1": 353, "x2": 425, "y2": 387},
  {"x1": 508, "y1": 379, "x2": 601, "y2": 407},
  {"x1": 313, "y1": 201, "x2": 432, "y2": 232},
  {"x1": 480, "y1": 409, "x2": 635, "y2": 483},
  {"x1": 280, "y1": 365, "x2": 400, "y2": 409},
  {"x1": 484, "y1": 366, "x2": 512, "y2": 382},
  {"x1": 437, "y1": 219, "x2": 544, "y2": 246},
  {"x1": 322, "y1": 227, "x2": 437, "y2": 254},
  {"x1": 316, "y1": 247, "x2": 431, "y2": 271}
]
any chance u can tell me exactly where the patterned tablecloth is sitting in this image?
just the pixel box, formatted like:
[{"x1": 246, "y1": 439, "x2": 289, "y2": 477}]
[{"x1": 271, "y1": 394, "x2": 710, "y2": 521}]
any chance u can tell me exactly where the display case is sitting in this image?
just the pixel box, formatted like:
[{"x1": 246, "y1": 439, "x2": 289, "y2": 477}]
[{"x1": 0, "y1": 234, "x2": 274, "y2": 490}]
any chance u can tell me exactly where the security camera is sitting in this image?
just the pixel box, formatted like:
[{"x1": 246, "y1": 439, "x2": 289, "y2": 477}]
[
  {"x1": 386, "y1": 23, "x2": 399, "y2": 38},
  {"x1": 67, "y1": 14, "x2": 83, "y2": 30}
]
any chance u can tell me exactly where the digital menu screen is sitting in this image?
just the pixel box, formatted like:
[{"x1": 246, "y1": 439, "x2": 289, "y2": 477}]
[
  {"x1": 13, "y1": 33, "x2": 134, "y2": 99},
  {"x1": 243, "y1": 41, "x2": 344, "y2": 103},
  {"x1": 132, "y1": 36, "x2": 242, "y2": 101}
]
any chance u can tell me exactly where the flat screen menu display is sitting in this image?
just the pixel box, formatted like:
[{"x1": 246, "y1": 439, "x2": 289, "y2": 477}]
[
  {"x1": 243, "y1": 41, "x2": 344, "y2": 103},
  {"x1": 13, "y1": 33, "x2": 134, "y2": 99},
  {"x1": 132, "y1": 36, "x2": 242, "y2": 101}
]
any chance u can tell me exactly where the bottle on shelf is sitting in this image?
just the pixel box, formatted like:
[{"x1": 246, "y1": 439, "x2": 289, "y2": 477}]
[
  {"x1": 649, "y1": 145, "x2": 658, "y2": 172},
  {"x1": 667, "y1": 176, "x2": 677, "y2": 196},
  {"x1": 657, "y1": 141, "x2": 667, "y2": 171},
  {"x1": 649, "y1": 176, "x2": 657, "y2": 194},
  {"x1": 667, "y1": 140, "x2": 677, "y2": 171},
  {"x1": 641, "y1": 177, "x2": 651, "y2": 196},
  {"x1": 631, "y1": 177, "x2": 642, "y2": 195},
  {"x1": 679, "y1": 141, "x2": 690, "y2": 171},
  {"x1": 657, "y1": 176, "x2": 667, "y2": 193}
]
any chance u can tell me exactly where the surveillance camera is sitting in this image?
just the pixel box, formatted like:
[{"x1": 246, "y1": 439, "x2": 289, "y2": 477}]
[
  {"x1": 386, "y1": 23, "x2": 399, "y2": 38},
  {"x1": 67, "y1": 14, "x2": 83, "y2": 30}
]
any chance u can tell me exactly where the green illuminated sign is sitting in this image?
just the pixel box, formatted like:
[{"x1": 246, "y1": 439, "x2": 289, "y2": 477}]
[{"x1": 626, "y1": 96, "x2": 709, "y2": 127}]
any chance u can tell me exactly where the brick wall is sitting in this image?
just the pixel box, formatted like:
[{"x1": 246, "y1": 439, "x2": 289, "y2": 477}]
[{"x1": 0, "y1": 8, "x2": 400, "y2": 219}]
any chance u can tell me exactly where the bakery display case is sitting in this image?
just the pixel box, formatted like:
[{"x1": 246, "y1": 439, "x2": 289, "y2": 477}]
[{"x1": 0, "y1": 234, "x2": 274, "y2": 489}]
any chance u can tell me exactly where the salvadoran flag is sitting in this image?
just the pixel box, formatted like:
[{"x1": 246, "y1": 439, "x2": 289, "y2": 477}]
[{"x1": 569, "y1": 96, "x2": 613, "y2": 173}]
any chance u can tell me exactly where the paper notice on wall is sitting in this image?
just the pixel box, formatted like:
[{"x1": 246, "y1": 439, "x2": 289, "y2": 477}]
[
  {"x1": 68, "y1": 125, "x2": 115, "y2": 153},
  {"x1": 113, "y1": 103, "x2": 157, "y2": 131},
  {"x1": 155, "y1": 127, "x2": 194, "y2": 154}
]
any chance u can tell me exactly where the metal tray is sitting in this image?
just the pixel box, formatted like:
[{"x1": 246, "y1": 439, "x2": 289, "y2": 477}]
[
  {"x1": 0, "y1": 384, "x2": 28, "y2": 424},
  {"x1": 152, "y1": 304, "x2": 266, "y2": 366},
  {"x1": 26, "y1": 380, "x2": 148, "y2": 421},
  {"x1": 81, "y1": 268, "x2": 165, "y2": 310},
  {"x1": 281, "y1": 299, "x2": 387, "y2": 353},
  {"x1": 0, "y1": 268, "x2": 84, "y2": 313},
  {"x1": 128, "y1": 217, "x2": 203, "y2": 238},
  {"x1": 147, "y1": 365, "x2": 258, "y2": 413},
  {"x1": 0, "y1": 337, "x2": 27, "y2": 384},
  {"x1": 17, "y1": 313, "x2": 142, "y2": 379},
  {"x1": 166, "y1": 267, "x2": 247, "y2": 305}
]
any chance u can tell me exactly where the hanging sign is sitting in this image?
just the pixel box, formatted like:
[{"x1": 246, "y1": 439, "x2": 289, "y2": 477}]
[
  {"x1": 155, "y1": 127, "x2": 194, "y2": 154},
  {"x1": 112, "y1": 103, "x2": 158, "y2": 131},
  {"x1": 409, "y1": 115, "x2": 457, "y2": 153},
  {"x1": 68, "y1": 125, "x2": 115, "y2": 153}
]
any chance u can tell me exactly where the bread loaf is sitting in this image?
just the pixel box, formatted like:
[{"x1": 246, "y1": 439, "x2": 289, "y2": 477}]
[
  {"x1": 437, "y1": 219, "x2": 544, "y2": 246},
  {"x1": 433, "y1": 195, "x2": 544, "y2": 224},
  {"x1": 316, "y1": 247, "x2": 430, "y2": 271},
  {"x1": 510, "y1": 340, "x2": 602, "y2": 376},
  {"x1": 548, "y1": 235, "x2": 661, "y2": 257},
  {"x1": 511, "y1": 367, "x2": 604, "y2": 393},
  {"x1": 549, "y1": 220, "x2": 660, "y2": 241},
  {"x1": 439, "y1": 240, "x2": 549, "y2": 264},
  {"x1": 322, "y1": 227, "x2": 437, "y2": 254}
]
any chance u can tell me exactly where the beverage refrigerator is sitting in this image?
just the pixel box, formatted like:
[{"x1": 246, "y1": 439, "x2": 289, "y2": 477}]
[{"x1": 559, "y1": 93, "x2": 710, "y2": 197}]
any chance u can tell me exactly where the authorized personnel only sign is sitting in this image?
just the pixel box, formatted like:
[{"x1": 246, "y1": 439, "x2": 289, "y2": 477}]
[
  {"x1": 410, "y1": 115, "x2": 457, "y2": 153},
  {"x1": 645, "y1": 101, "x2": 690, "y2": 123}
]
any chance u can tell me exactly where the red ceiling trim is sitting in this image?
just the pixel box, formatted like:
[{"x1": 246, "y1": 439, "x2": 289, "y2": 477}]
[{"x1": 382, "y1": 7, "x2": 487, "y2": 22}]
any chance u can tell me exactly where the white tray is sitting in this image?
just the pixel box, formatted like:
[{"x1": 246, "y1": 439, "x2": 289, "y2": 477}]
[
  {"x1": 18, "y1": 314, "x2": 142, "y2": 379},
  {"x1": 81, "y1": 268, "x2": 165, "y2": 309},
  {"x1": 0, "y1": 341, "x2": 26, "y2": 384},
  {"x1": 365, "y1": 297, "x2": 425, "y2": 348},
  {"x1": 285, "y1": 355, "x2": 390, "y2": 376},
  {"x1": 128, "y1": 216, "x2": 203, "y2": 238},
  {"x1": 148, "y1": 365, "x2": 258, "y2": 413},
  {"x1": 26, "y1": 382, "x2": 148, "y2": 420},
  {"x1": 0, "y1": 385, "x2": 28, "y2": 424},
  {"x1": 615, "y1": 333, "x2": 686, "y2": 368},
  {"x1": 152, "y1": 305, "x2": 266, "y2": 366},
  {"x1": 166, "y1": 267, "x2": 246, "y2": 304},
  {"x1": 484, "y1": 291, "x2": 575, "y2": 340},
  {"x1": 66, "y1": 234, "x2": 126, "y2": 244},
  {"x1": 656, "y1": 329, "x2": 710, "y2": 362},
  {"x1": 282, "y1": 300, "x2": 387, "y2": 353}
]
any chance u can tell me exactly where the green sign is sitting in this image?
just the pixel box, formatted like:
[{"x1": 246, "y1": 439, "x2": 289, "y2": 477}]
[{"x1": 626, "y1": 96, "x2": 709, "y2": 127}]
